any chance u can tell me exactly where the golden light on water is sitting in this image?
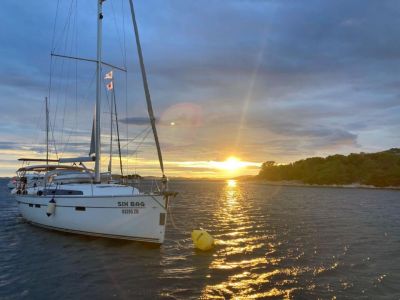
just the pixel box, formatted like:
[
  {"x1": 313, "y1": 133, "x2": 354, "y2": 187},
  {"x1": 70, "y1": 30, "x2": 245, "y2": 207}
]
[{"x1": 199, "y1": 176, "x2": 295, "y2": 299}]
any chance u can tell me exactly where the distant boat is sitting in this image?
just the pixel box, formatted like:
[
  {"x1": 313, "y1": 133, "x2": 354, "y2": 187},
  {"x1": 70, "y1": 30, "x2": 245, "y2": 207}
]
[
  {"x1": 7, "y1": 177, "x2": 17, "y2": 190},
  {"x1": 13, "y1": 0, "x2": 176, "y2": 244},
  {"x1": 9, "y1": 174, "x2": 44, "y2": 191}
]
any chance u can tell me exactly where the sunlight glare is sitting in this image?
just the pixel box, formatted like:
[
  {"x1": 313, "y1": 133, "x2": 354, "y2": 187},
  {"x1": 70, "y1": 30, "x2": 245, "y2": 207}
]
[
  {"x1": 227, "y1": 179, "x2": 237, "y2": 187},
  {"x1": 215, "y1": 156, "x2": 243, "y2": 172},
  {"x1": 177, "y1": 158, "x2": 261, "y2": 178},
  {"x1": 224, "y1": 157, "x2": 241, "y2": 171}
]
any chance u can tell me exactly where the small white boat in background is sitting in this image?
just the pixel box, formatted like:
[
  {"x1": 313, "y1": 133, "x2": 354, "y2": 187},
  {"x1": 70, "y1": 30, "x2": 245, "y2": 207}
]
[
  {"x1": 12, "y1": 165, "x2": 86, "y2": 195},
  {"x1": 13, "y1": 0, "x2": 177, "y2": 244},
  {"x1": 7, "y1": 177, "x2": 17, "y2": 190},
  {"x1": 8, "y1": 174, "x2": 44, "y2": 191}
]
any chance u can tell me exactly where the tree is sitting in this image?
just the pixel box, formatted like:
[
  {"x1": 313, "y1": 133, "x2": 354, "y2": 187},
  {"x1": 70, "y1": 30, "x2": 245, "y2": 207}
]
[{"x1": 257, "y1": 149, "x2": 400, "y2": 187}]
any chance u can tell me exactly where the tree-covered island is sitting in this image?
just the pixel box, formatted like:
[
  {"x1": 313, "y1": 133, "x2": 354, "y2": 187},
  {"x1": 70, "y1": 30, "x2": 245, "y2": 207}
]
[{"x1": 258, "y1": 148, "x2": 400, "y2": 187}]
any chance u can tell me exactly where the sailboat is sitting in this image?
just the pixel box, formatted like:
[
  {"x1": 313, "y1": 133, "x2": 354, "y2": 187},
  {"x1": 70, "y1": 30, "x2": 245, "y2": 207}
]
[{"x1": 14, "y1": 0, "x2": 176, "y2": 244}]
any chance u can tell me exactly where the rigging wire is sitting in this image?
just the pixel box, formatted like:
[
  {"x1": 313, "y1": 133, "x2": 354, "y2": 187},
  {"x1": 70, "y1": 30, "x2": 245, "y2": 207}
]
[
  {"x1": 50, "y1": 0, "x2": 61, "y2": 53},
  {"x1": 52, "y1": 0, "x2": 75, "y2": 53},
  {"x1": 58, "y1": 1, "x2": 76, "y2": 155},
  {"x1": 51, "y1": 1, "x2": 75, "y2": 154},
  {"x1": 121, "y1": 0, "x2": 128, "y2": 68},
  {"x1": 121, "y1": 126, "x2": 151, "y2": 148},
  {"x1": 49, "y1": 121, "x2": 59, "y2": 160},
  {"x1": 31, "y1": 100, "x2": 45, "y2": 153},
  {"x1": 52, "y1": 0, "x2": 75, "y2": 135},
  {"x1": 133, "y1": 127, "x2": 152, "y2": 155},
  {"x1": 59, "y1": 1, "x2": 79, "y2": 157},
  {"x1": 47, "y1": 0, "x2": 61, "y2": 159},
  {"x1": 45, "y1": 0, "x2": 156, "y2": 178},
  {"x1": 110, "y1": 0, "x2": 127, "y2": 67}
]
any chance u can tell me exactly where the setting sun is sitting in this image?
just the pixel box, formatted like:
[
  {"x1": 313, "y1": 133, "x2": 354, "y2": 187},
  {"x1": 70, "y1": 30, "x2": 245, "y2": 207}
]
[
  {"x1": 178, "y1": 157, "x2": 261, "y2": 178},
  {"x1": 211, "y1": 156, "x2": 253, "y2": 173},
  {"x1": 219, "y1": 156, "x2": 242, "y2": 172}
]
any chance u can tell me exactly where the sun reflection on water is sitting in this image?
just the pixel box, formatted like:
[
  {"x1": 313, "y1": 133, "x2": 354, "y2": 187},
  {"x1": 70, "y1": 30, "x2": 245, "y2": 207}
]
[
  {"x1": 227, "y1": 179, "x2": 237, "y2": 188},
  {"x1": 199, "y1": 180, "x2": 295, "y2": 299}
]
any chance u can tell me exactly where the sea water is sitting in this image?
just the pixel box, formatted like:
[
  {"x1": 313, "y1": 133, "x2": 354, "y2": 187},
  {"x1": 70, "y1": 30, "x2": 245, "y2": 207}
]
[{"x1": 1, "y1": 179, "x2": 399, "y2": 299}]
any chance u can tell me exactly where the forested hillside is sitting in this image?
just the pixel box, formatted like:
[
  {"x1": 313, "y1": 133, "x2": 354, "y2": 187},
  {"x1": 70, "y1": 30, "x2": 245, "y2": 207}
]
[{"x1": 258, "y1": 149, "x2": 400, "y2": 187}]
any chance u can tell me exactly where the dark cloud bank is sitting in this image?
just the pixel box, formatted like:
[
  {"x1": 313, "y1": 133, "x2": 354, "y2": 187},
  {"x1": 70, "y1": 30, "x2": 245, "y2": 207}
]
[{"x1": 1, "y1": 0, "x2": 399, "y2": 167}]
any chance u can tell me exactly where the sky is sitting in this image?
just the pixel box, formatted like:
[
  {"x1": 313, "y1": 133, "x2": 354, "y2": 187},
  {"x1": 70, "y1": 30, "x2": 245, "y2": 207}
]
[{"x1": 0, "y1": 0, "x2": 400, "y2": 178}]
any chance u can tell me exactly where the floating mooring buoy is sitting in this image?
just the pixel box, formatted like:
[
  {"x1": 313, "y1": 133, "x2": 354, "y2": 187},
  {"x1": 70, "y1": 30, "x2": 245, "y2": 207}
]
[{"x1": 191, "y1": 229, "x2": 214, "y2": 251}]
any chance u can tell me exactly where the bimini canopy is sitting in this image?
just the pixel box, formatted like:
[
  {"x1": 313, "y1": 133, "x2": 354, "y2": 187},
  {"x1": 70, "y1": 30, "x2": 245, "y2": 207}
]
[{"x1": 17, "y1": 165, "x2": 90, "y2": 173}]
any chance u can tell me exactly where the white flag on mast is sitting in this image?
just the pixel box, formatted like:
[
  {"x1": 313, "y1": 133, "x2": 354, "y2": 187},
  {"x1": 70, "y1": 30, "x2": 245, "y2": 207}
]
[
  {"x1": 106, "y1": 81, "x2": 113, "y2": 91},
  {"x1": 104, "y1": 70, "x2": 113, "y2": 80}
]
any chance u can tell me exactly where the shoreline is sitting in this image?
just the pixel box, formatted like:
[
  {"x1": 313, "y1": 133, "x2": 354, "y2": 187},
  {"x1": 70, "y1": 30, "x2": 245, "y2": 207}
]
[
  {"x1": 245, "y1": 178, "x2": 400, "y2": 191},
  {"x1": 2, "y1": 176, "x2": 399, "y2": 191}
]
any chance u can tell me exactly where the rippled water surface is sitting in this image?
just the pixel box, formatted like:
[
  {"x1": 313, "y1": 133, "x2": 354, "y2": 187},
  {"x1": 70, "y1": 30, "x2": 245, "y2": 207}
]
[{"x1": 1, "y1": 179, "x2": 400, "y2": 299}]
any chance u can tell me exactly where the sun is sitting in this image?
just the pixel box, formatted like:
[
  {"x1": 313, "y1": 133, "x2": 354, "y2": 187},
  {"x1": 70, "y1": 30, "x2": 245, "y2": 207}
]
[
  {"x1": 213, "y1": 156, "x2": 243, "y2": 172},
  {"x1": 223, "y1": 156, "x2": 241, "y2": 171},
  {"x1": 178, "y1": 156, "x2": 261, "y2": 178}
]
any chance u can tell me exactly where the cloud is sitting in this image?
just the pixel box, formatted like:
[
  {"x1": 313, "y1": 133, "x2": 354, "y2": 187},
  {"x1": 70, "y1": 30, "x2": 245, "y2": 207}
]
[
  {"x1": 120, "y1": 117, "x2": 150, "y2": 126},
  {"x1": 0, "y1": 142, "x2": 21, "y2": 150},
  {"x1": 0, "y1": 0, "x2": 399, "y2": 176}
]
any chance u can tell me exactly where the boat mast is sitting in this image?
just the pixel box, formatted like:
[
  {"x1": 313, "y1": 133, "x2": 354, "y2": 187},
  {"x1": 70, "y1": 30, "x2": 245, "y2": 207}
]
[
  {"x1": 45, "y1": 96, "x2": 49, "y2": 166},
  {"x1": 128, "y1": 0, "x2": 165, "y2": 179},
  {"x1": 112, "y1": 83, "x2": 124, "y2": 177},
  {"x1": 108, "y1": 76, "x2": 114, "y2": 177},
  {"x1": 95, "y1": 0, "x2": 104, "y2": 183}
]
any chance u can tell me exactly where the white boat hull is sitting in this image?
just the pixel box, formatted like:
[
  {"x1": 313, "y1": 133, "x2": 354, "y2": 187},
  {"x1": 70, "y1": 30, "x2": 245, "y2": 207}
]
[{"x1": 15, "y1": 194, "x2": 168, "y2": 244}]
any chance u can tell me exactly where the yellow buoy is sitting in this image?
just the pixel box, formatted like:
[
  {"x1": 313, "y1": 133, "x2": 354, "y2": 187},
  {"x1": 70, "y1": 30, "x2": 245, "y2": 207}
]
[{"x1": 191, "y1": 229, "x2": 214, "y2": 251}]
